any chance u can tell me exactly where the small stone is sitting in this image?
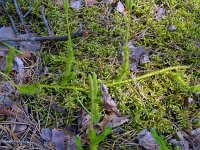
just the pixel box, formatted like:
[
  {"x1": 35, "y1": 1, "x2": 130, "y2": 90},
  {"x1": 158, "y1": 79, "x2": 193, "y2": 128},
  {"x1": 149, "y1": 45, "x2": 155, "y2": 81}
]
[
  {"x1": 127, "y1": 41, "x2": 136, "y2": 50},
  {"x1": 70, "y1": 0, "x2": 82, "y2": 10},
  {"x1": 116, "y1": 1, "x2": 125, "y2": 13},
  {"x1": 169, "y1": 25, "x2": 176, "y2": 31},
  {"x1": 155, "y1": 7, "x2": 165, "y2": 20},
  {"x1": 85, "y1": 0, "x2": 95, "y2": 6},
  {"x1": 140, "y1": 53, "x2": 150, "y2": 64}
]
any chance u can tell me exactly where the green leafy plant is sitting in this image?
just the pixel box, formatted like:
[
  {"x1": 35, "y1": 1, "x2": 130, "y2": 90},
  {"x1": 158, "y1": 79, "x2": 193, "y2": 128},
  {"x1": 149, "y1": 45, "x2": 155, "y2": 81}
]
[
  {"x1": 18, "y1": 83, "x2": 39, "y2": 95},
  {"x1": 172, "y1": 73, "x2": 200, "y2": 92},
  {"x1": 125, "y1": 0, "x2": 133, "y2": 13},
  {"x1": 88, "y1": 126, "x2": 112, "y2": 150},
  {"x1": 108, "y1": 66, "x2": 188, "y2": 87},
  {"x1": 174, "y1": 146, "x2": 181, "y2": 150},
  {"x1": 76, "y1": 73, "x2": 111, "y2": 150},
  {"x1": 88, "y1": 73, "x2": 112, "y2": 150},
  {"x1": 62, "y1": 0, "x2": 74, "y2": 84},
  {"x1": 116, "y1": 0, "x2": 133, "y2": 81},
  {"x1": 2, "y1": 42, "x2": 23, "y2": 55},
  {"x1": 75, "y1": 136, "x2": 83, "y2": 150},
  {"x1": 151, "y1": 128, "x2": 169, "y2": 150},
  {"x1": 1, "y1": 42, "x2": 23, "y2": 75},
  {"x1": 5, "y1": 45, "x2": 15, "y2": 75},
  {"x1": 88, "y1": 73, "x2": 101, "y2": 123}
]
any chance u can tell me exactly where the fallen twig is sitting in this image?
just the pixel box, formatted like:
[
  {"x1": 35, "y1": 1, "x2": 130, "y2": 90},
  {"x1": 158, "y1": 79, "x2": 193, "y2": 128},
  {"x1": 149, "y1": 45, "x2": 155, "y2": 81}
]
[
  {"x1": 40, "y1": 6, "x2": 52, "y2": 36},
  {"x1": 23, "y1": 2, "x2": 32, "y2": 18},
  {"x1": 13, "y1": 0, "x2": 28, "y2": 33},
  {"x1": 0, "y1": 29, "x2": 84, "y2": 42}
]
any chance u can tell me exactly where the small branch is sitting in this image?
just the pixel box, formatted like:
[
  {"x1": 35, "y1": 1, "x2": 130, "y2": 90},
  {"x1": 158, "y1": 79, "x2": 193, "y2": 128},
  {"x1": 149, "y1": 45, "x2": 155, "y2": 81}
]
[
  {"x1": 13, "y1": 0, "x2": 24, "y2": 24},
  {"x1": 13, "y1": 0, "x2": 28, "y2": 33},
  {"x1": 40, "y1": 6, "x2": 52, "y2": 36},
  {"x1": 23, "y1": 3, "x2": 32, "y2": 18},
  {"x1": 0, "y1": 29, "x2": 84, "y2": 42},
  {"x1": 0, "y1": 140, "x2": 45, "y2": 149}
]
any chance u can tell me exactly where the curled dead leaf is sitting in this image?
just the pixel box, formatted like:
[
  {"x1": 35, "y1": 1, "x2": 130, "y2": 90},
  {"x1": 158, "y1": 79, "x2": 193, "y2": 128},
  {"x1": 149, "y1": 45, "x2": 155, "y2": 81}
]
[
  {"x1": 70, "y1": 0, "x2": 82, "y2": 10},
  {"x1": 191, "y1": 128, "x2": 200, "y2": 143},
  {"x1": 122, "y1": 42, "x2": 150, "y2": 71},
  {"x1": 40, "y1": 128, "x2": 77, "y2": 150},
  {"x1": 85, "y1": 0, "x2": 96, "y2": 6},
  {"x1": 100, "y1": 84, "x2": 120, "y2": 116},
  {"x1": 137, "y1": 129, "x2": 159, "y2": 150},
  {"x1": 98, "y1": 114, "x2": 129, "y2": 130}
]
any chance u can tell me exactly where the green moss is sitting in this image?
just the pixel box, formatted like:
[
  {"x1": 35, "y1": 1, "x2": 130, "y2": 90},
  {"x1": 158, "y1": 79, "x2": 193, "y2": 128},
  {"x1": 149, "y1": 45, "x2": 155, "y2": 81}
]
[{"x1": 1, "y1": 0, "x2": 199, "y2": 145}]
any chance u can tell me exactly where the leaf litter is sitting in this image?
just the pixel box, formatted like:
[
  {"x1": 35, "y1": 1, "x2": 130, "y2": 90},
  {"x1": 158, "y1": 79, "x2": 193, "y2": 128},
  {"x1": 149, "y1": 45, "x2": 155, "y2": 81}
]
[
  {"x1": 122, "y1": 41, "x2": 150, "y2": 72},
  {"x1": 75, "y1": 84, "x2": 129, "y2": 146},
  {"x1": 0, "y1": 81, "x2": 129, "y2": 149},
  {"x1": 116, "y1": 1, "x2": 125, "y2": 14},
  {"x1": 0, "y1": 26, "x2": 40, "y2": 84},
  {"x1": 70, "y1": 0, "x2": 82, "y2": 10},
  {"x1": 136, "y1": 129, "x2": 159, "y2": 150}
]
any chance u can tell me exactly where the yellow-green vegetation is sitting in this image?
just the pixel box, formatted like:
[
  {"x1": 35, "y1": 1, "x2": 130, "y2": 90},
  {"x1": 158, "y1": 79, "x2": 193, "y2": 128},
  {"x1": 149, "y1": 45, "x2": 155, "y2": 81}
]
[
  {"x1": 87, "y1": 73, "x2": 112, "y2": 150},
  {"x1": 0, "y1": 0, "x2": 199, "y2": 148},
  {"x1": 4, "y1": 43, "x2": 15, "y2": 75},
  {"x1": 151, "y1": 128, "x2": 170, "y2": 150}
]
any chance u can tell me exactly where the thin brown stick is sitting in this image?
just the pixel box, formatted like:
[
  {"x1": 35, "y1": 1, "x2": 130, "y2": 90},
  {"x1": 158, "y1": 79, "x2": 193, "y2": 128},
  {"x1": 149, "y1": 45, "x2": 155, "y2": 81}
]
[
  {"x1": 40, "y1": 6, "x2": 52, "y2": 36},
  {"x1": 13, "y1": 0, "x2": 28, "y2": 33},
  {"x1": 0, "y1": 29, "x2": 84, "y2": 42}
]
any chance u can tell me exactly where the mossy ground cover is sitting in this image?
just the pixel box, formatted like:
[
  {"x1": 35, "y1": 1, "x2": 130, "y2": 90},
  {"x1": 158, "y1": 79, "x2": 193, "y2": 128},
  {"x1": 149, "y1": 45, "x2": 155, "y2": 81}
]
[{"x1": 0, "y1": 0, "x2": 200, "y2": 149}]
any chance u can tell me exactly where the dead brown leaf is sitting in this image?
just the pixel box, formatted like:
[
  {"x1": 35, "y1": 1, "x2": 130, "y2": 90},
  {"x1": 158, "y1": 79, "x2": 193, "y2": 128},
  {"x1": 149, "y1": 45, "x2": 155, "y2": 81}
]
[
  {"x1": 55, "y1": 0, "x2": 63, "y2": 7},
  {"x1": 70, "y1": 0, "x2": 82, "y2": 10},
  {"x1": 191, "y1": 128, "x2": 200, "y2": 143},
  {"x1": 40, "y1": 128, "x2": 77, "y2": 150},
  {"x1": 137, "y1": 129, "x2": 159, "y2": 150},
  {"x1": 85, "y1": 0, "x2": 96, "y2": 6},
  {"x1": 100, "y1": 84, "x2": 120, "y2": 116},
  {"x1": 98, "y1": 114, "x2": 129, "y2": 130},
  {"x1": 123, "y1": 42, "x2": 150, "y2": 72}
]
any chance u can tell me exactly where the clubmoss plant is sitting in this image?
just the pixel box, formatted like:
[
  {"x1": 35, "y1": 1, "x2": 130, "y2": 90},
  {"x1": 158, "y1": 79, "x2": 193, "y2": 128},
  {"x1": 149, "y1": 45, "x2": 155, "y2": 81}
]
[
  {"x1": 88, "y1": 73, "x2": 101, "y2": 123},
  {"x1": 107, "y1": 66, "x2": 188, "y2": 87},
  {"x1": 88, "y1": 73, "x2": 112, "y2": 150},
  {"x1": 116, "y1": 0, "x2": 133, "y2": 81},
  {"x1": 76, "y1": 73, "x2": 111, "y2": 150},
  {"x1": 75, "y1": 136, "x2": 83, "y2": 150},
  {"x1": 1, "y1": 42, "x2": 23, "y2": 75},
  {"x1": 150, "y1": 128, "x2": 169, "y2": 150},
  {"x1": 4, "y1": 45, "x2": 15, "y2": 75},
  {"x1": 172, "y1": 73, "x2": 200, "y2": 93},
  {"x1": 62, "y1": 0, "x2": 74, "y2": 84}
]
